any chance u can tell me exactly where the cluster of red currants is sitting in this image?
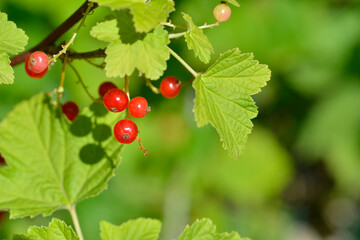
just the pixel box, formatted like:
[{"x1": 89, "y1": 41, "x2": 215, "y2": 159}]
[
  {"x1": 24, "y1": 50, "x2": 183, "y2": 151},
  {"x1": 101, "y1": 82, "x2": 149, "y2": 144}
]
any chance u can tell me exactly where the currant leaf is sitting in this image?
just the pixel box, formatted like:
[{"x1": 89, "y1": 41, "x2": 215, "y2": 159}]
[
  {"x1": 215, "y1": 232, "x2": 251, "y2": 240},
  {"x1": 90, "y1": 19, "x2": 120, "y2": 42},
  {"x1": 109, "y1": 11, "x2": 145, "y2": 44},
  {"x1": 183, "y1": 13, "x2": 214, "y2": 64},
  {"x1": 178, "y1": 219, "x2": 216, "y2": 240},
  {"x1": 100, "y1": 218, "x2": 162, "y2": 240},
  {"x1": 12, "y1": 218, "x2": 79, "y2": 240},
  {"x1": 89, "y1": 0, "x2": 145, "y2": 10},
  {"x1": 0, "y1": 12, "x2": 28, "y2": 55},
  {"x1": 0, "y1": 52, "x2": 14, "y2": 84},
  {"x1": 0, "y1": 94, "x2": 124, "y2": 218},
  {"x1": 225, "y1": 0, "x2": 240, "y2": 7},
  {"x1": 193, "y1": 49, "x2": 271, "y2": 159},
  {"x1": 131, "y1": 0, "x2": 175, "y2": 33},
  {"x1": 105, "y1": 27, "x2": 169, "y2": 80}
]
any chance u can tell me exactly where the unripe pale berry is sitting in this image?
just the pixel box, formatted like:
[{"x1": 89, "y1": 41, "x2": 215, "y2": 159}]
[
  {"x1": 129, "y1": 97, "x2": 150, "y2": 118},
  {"x1": 113, "y1": 119, "x2": 138, "y2": 144},
  {"x1": 62, "y1": 101, "x2": 79, "y2": 122},
  {"x1": 213, "y1": 3, "x2": 231, "y2": 22},
  {"x1": 160, "y1": 76, "x2": 181, "y2": 98},
  {"x1": 99, "y1": 81, "x2": 117, "y2": 98},
  {"x1": 25, "y1": 54, "x2": 48, "y2": 78},
  {"x1": 103, "y1": 89, "x2": 129, "y2": 112},
  {"x1": 28, "y1": 51, "x2": 49, "y2": 73}
]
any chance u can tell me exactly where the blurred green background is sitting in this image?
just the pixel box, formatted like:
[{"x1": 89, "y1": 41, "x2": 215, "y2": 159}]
[{"x1": 1, "y1": 0, "x2": 360, "y2": 239}]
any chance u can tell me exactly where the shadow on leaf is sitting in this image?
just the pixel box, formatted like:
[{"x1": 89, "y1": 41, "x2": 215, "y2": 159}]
[
  {"x1": 70, "y1": 115, "x2": 92, "y2": 137},
  {"x1": 90, "y1": 102, "x2": 108, "y2": 117},
  {"x1": 80, "y1": 144, "x2": 105, "y2": 165},
  {"x1": 93, "y1": 124, "x2": 112, "y2": 142}
]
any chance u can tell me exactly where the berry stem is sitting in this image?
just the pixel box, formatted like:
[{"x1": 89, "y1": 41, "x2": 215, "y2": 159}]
[
  {"x1": 50, "y1": 2, "x2": 95, "y2": 63},
  {"x1": 124, "y1": 75, "x2": 130, "y2": 99},
  {"x1": 68, "y1": 63, "x2": 101, "y2": 103},
  {"x1": 168, "y1": 22, "x2": 219, "y2": 39},
  {"x1": 168, "y1": 47, "x2": 198, "y2": 78},
  {"x1": 68, "y1": 205, "x2": 84, "y2": 240},
  {"x1": 144, "y1": 77, "x2": 160, "y2": 94},
  {"x1": 56, "y1": 55, "x2": 68, "y2": 105},
  {"x1": 10, "y1": 1, "x2": 98, "y2": 67},
  {"x1": 181, "y1": 77, "x2": 195, "y2": 87}
]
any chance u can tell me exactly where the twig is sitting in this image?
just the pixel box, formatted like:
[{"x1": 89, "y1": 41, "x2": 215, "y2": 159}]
[
  {"x1": 168, "y1": 47, "x2": 198, "y2": 78},
  {"x1": 50, "y1": 2, "x2": 95, "y2": 63},
  {"x1": 10, "y1": 1, "x2": 98, "y2": 67}
]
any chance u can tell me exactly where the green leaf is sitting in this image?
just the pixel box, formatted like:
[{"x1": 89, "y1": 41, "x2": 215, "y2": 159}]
[
  {"x1": 89, "y1": 0, "x2": 145, "y2": 10},
  {"x1": 100, "y1": 218, "x2": 162, "y2": 240},
  {"x1": 0, "y1": 94, "x2": 124, "y2": 218},
  {"x1": 225, "y1": 0, "x2": 240, "y2": 7},
  {"x1": 215, "y1": 232, "x2": 250, "y2": 240},
  {"x1": 109, "y1": 11, "x2": 145, "y2": 44},
  {"x1": 183, "y1": 13, "x2": 214, "y2": 64},
  {"x1": 193, "y1": 49, "x2": 271, "y2": 159},
  {"x1": 12, "y1": 218, "x2": 79, "y2": 240},
  {"x1": 105, "y1": 27, "x2": 169, "y2": 80},
  {"x1": 0, "y1": 12, "x2": 28, "y2": 55},
  {"x1": 90, "y1": 19, "x2": 120, "y2": 42},
  {"x1": 131, "y1": 0, "x2": 175, "y2": 33},
  {"x1": 178, "y1": 219, "x2": 216, "y2": 240},
  {"x1": 0, "y1": 52, "x2": 14, "y2": 84}
]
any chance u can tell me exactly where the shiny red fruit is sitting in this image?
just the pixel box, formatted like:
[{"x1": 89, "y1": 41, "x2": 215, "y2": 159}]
[
  {"x1": 0, "y1": 154, "x2": 5, "y2": 165},
  {"x1": 103, "y1": 89, "x2": 129, "y2": 112},
  {"x1": 99, "y1": 82, "x2": 117, "y2": 98},
  {"x1": 62, "y1": 101, "x2": 79, "y2": 121},
  {"x1": 25, "y1": 55, "x2": 48, "y2": 78},
  {"x1": 160, "y1": 76, "x2": 181, "y2": 98},
  {"x1": 28, "y1": 51, "x2": 49, "y2": 73},
  {"x1": 113, "y1": 119, "x2": 138, "y2": 144},
  {"x1": 129, "y1": 97, "x2": 150, "y2": 118}
]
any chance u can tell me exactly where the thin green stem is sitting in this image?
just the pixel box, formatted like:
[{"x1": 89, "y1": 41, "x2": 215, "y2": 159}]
[
  {"x1": 168, "y1": 47, "x2": 198, "y2": 78},
  {"x1": 50, "y1": 2, "x2": 95, "y2": 63},
  {"x1": 160, "y1": 22, "x2": 187, "y2": 30},
  {"x1": 144, "y1": 77, "x2": 160, "y2": 94},
  {"x1": 68, "y1": 63, "x2": 101, "y2": 103},
  {"x1": 68, "y1": 205, "x2": 84, "y2": 240},
  {"x1": 56, "y1": 55, "x2": 68, "y2": 105},
  {"x1": 168, "y1": 22, "x2": 219, "y2": 39},
  {"x1": 124, "y1": 75, "x2": 130, "y2": 99},
  {"x1": 124, "y1": 75, "x2": 131, "y2": 119}
]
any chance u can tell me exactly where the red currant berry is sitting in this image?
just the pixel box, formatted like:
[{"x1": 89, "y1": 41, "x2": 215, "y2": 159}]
[
  {"x1": 27, "y1": 51, "x2": 49, "y2": 73},
  {"x1": 103, "y1": 89, "x2": 129, "y2": 112},
  {"x1": 99, "y1": 81, "x2": 117, "y2": 98},
  {"x1": 0, "y1": 154, "x2": 5, "y2": 165},
  {"x1": 62, "y1": 101, "x2": 79, "y2": 122},
  {"x1": 129, "y1": 97, "x2": 150, "y2": 118},
  {"x1": 213, "y1": 3, "x2": 231, "y2": 22},
  {"x1": 25, "y1": 54, "x2": 48, "y2": 79},
  {"x1": 113, "y1": 119, "x2": 138, "y2": 144},
  {"x1": 160, "y1": 76, "x2": 181, "y2": 98}
]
